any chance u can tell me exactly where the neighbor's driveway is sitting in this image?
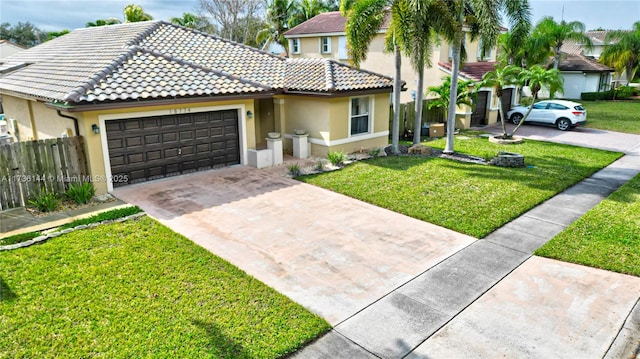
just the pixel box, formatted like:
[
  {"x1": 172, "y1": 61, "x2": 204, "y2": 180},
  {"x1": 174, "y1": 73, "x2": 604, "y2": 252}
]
[
  {"x1": 112, "y1": 166, "x2": 475, "y2": 325},
  {"x1": 480, "y1": 123, "x2": 640, "y2": 154}
]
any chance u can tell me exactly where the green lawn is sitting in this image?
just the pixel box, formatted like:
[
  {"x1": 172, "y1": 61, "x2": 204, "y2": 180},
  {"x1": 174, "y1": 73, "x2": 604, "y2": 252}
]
[
  {"x1": 302, "y1": 137, "x2": 621, "y2": 238},
  {"x1": 535, "y1": 174, "x2": 640, "y2": 277},
  {"x1": 0, "y1": 217, "x2": 329, "y2": 358},
  {"x1": 582, "y1": 100, "x2": 640, "y2": 134}
]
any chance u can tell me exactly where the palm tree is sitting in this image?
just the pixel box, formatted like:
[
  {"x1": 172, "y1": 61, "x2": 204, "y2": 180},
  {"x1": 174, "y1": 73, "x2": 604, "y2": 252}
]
[
  {"x1": 124, "y1": 4, "x2": 153, "y2": 23},
  {"x1": 432, "y1": 0, "x2": 531, "y2": 154},
  {"x1": 476, "y1": 64, "x2": 522, "y2": 137},
  {"x1": 427, "y1": 75, "x2": 474, "y2": 120},
  {"x1": 256, "y1": 0, "x2": 294, "y2": 56},
  {"x1": 509, "y1": 65, "x2": 563, "y2": 137},
  {"x1": 341, "y1": 0, "x2": 405, "y2": 153},
  {"x1": 86, "y1": 18, "x2": 121, "y2": 27},
  {"x1": 600, "y1": 21, "x2": 640, "y2": 84},
  {"x1": 289, "y1": 0, "x2": 330, "y2": 28},
  {"x1": 531, "y1": 17, "x2": 592, "y2": 69}
]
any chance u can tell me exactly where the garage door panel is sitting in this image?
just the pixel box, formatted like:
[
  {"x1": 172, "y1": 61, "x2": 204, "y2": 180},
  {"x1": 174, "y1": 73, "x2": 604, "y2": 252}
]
[{"x1": 106, "y1": 109, "x2": 240, "y2": 187}]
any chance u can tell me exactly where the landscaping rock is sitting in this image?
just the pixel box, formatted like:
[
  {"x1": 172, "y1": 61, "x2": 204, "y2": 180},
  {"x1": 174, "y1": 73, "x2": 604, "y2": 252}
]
[
  {"x1": 489, "y1": 151, "x2": 525, "y2": 168},
  {"x1": 408, "y1": 144, "x2": 433, "y2": 155},
  {"x1": 94, "y1": 193, "x2": 115, "y2": 203}
]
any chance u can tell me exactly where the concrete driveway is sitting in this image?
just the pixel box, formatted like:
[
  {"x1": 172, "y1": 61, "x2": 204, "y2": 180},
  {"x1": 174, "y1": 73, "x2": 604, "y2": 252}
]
[
  {"x1": 112, "y1": 165, "x2": 475, "y2": 325},
  {"x1": 479, "y1": 123, "x2": 640, "y2": 154}
]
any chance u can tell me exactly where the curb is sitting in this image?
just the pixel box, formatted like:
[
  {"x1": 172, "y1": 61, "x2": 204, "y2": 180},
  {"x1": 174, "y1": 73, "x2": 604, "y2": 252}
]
[{"x1": 0, "y1": 212, "x2": 146, "y2": 251}]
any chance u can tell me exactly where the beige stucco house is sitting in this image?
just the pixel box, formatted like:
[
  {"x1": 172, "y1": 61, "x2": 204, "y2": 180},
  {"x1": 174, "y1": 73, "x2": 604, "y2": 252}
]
[
  {"x1": 0, "y1": 21, "x2": 393, "y2": 194},
  {"x1": 284, "y1": 11, "x2": 512, "y2": 128},
  {"x1": 0, "y1": 40, "x2": 25, "y2": 59}
]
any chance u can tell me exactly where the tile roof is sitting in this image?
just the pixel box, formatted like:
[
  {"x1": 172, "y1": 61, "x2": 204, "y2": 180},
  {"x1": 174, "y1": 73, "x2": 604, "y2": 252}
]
[
  {"x1": 438, "y1": 61, "x2": 499, "y2": 81},
  {"x1": 557, "y1": 53, "x2": 613, "y2": 73},
  {"x1": 0, "y1": 21, "x2": 392, "y2": 106},
  {"x1": 561, "y1": 30, "x2": 611, "y2": 55},
  {"x1": 285, "y1": 11, "x2": 390, "y2": 36}
]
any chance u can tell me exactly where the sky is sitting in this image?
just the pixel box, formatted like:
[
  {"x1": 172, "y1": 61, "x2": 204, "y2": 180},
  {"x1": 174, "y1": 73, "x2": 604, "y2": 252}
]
[{"x1": 0, "y1": 0, "x2": 639, "y2": 32}]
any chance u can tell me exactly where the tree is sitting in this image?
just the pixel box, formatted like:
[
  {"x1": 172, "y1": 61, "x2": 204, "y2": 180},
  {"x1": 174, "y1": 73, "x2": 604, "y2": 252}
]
[
  {"x1": 45, "y1": 29, "x2": 70, "y2": 41},
  {"x1": 476, "y1": 64, "x2": 522, "y2": 137},
  {"x1": 124, "y1": 4, "x2": 154, "y2": 22},
  {"x1": 256, "y1": 0, "x2": 295, "y2": 56},
  {"x1": 531, "y1": 17, "x2": 592, "y2": 69},
  {"x1": 600, "y1": 21, "x2": 640, "y2": 84},
  {"x1": 341, "y1": 0, "x2": 404, "y2": 154},
  {"x1": 432, "y1": 0, "x2": 531, "y2": 154},
  {"x1": 199, "y1": 0, "x2": 263, "y2": 43},
  {"x1": 86, "y1": 18, "x2": 122, "y2": 27},
  {"x1": 170, "y1": 13, "x2": 198, "y2": 28},
  {"x1": 509, "y1": 65, "x2": 563, "y2": 137},
  {"x1": 289, "y1": 0, "x2": 330, "y2": 28},
  {"x1": 427, "y1": 75, "x2": 474, "y2": 122},
  {"x1": 0, "y1": 21, "x2": 43, "y2": 47}
]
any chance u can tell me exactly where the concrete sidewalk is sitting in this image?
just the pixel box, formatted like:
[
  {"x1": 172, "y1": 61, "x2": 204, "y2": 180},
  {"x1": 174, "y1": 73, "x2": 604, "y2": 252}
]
[{"x1": 293, "y1": 149, "x2": 640, "y2": 357}]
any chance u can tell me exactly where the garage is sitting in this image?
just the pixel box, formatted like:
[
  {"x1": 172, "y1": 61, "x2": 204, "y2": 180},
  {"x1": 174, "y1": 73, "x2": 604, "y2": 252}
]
[{"x1": 106, "y1": 110, "x2": 240, "y2": 187}]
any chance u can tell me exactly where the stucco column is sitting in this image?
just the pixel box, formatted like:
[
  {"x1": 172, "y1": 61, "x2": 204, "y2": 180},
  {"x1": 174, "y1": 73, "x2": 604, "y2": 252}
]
[{"x1": 273, "y1": 98, "x2": 286, "y2": 135}]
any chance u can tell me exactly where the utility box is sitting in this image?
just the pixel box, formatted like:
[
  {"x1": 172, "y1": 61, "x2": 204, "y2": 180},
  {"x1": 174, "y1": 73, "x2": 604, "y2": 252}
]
[{"x1": 429, "y1": 123, "x2": 445, "y2": 138}]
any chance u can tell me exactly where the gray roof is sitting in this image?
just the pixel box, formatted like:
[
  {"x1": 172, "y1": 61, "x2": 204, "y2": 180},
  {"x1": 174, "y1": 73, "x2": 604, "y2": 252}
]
[{"x1": 0, "y1": 21, "x2": 393, "y2": 106}]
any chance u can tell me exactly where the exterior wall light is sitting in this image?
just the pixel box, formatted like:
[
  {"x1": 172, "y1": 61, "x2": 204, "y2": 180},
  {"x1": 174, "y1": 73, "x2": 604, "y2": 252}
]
[
  {"x1": 92, "y1": 124, "x2": 100, "y2": 134},
  {"x1": 246, "y1": 110, "x2": 253, "y2": 119}
]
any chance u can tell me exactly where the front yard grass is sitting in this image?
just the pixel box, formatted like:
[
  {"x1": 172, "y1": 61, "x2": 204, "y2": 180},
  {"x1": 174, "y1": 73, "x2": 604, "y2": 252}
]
[
  {"x1": 535, "y1": 174, "x2": 640, "y2": 277},
  {"x1": 301, "y1": 137, "x2": 621, "y2": 238},
  {"x1": 582, "y1": 100, "x2": 640, "y2": 134},
  {"x1": 0, "y1": 216, "x2": 330, "y2": 358}
]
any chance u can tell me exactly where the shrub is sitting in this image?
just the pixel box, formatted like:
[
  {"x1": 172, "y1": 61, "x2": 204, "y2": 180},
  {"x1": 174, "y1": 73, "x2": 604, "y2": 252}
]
[
  {"x1": 28, "y1": 190, "x2": 60, "y2": 212},
  {"x1": 368, "y1": 147, "x2": 382, "y2": 158},
  {"x1": 581, "y1": 90, "x2": 614, "y2": 101},
  {"x1": 615, "y1": 86, "x2": 636, "y2": 99},
  {"x1": 519, "y1": 97, "x2": 534, "y2": 106},
  {"x1": 287, "y1": 163, "x2": 301, "y2": 176},
  {"x1": 66, "y1": 182, "x2": 95, "y2": 204},
  {"x1": 0, "y1": 231, "x2": 41, "y2": 246},
  {"x1": 327, "y1": 151, "x2": 345, "y2": 166}
]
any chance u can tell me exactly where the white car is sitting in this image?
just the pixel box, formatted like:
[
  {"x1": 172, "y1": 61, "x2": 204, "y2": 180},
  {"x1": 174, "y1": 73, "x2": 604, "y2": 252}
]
[{"x1": 507, "y1": 100, "x2": 587, "y2": 131}]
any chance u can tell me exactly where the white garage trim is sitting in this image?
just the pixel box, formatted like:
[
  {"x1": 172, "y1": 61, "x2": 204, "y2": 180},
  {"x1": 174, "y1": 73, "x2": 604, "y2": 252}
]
[{"x1": 99, "y1": 104, "x2": 247, "y2": 192}]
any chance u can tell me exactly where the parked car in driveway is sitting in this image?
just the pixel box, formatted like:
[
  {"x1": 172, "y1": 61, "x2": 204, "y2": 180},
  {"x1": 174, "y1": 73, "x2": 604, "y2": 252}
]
[{"x1": 507, "y1": 100, "x2": 587, "y2": 131}]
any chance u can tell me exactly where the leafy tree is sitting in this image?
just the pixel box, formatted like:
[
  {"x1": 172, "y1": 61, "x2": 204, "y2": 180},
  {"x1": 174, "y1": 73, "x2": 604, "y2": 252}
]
[
  {"x1": 509, "y1": 65, "x2": 563, "y2": 137},
  {"x1": 124, "y1": 4, "x2": 154, "y2": 22},
  {"x1": 0, "y1": 21, "x2": 43, "y2": 47},
  {"x1": 85, "y1": 18, "x2": 122, "y2": 27},
  {"x1": 199, "y1": 0, "x2": 263, "y2": 43},
  {"x1": 169, "y1": 12, "x2": 215, "y2": 32},
  {"x1": 45, "y1": 29, "x2": 70, "y2": 41},
  {"x1": 431, "y1": 0, "x2": 531, "y2": 154},
  {"x1": 289, "y1": 0, "x2": 331, "y2": 28},
  {"x1": 257, "y1": 0, "x2": 295, "y2": 56},
  {"x1": 341, "y1": 0, "x2": 405, "y2": 153},
  {"x1": 600, "y1": 21, "x2": 640, "y2": 83},
  {"x1": 476, "y1": 64, "x2": 522, "y2": 137},
  {"x1": 531, "y1": 17, "x2": 592, "y2": 69}
]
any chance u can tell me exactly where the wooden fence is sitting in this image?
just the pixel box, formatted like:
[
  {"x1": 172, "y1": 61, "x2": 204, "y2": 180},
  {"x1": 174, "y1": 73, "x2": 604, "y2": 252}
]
[
  {"x1": 0, "y1": 136, "x2": 88, "y2": 210},
  {"x1": 389, "y1": 100, "x2": 446, "y2": 135}
]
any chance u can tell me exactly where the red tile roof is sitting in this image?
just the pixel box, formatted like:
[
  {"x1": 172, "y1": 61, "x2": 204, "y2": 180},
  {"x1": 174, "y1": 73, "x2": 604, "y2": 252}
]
[
  {"x1": 285, "y1": 11, "x2": 390, "y2": 36},
  {"x1": 438, "y1": 61, "x2": 499, "y2": 81}
]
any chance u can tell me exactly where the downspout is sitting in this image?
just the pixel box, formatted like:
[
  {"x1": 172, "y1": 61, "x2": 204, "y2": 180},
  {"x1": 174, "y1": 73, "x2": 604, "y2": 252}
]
[{"x1": 57, "y1": 110, "x2": 80, "y2": 136}]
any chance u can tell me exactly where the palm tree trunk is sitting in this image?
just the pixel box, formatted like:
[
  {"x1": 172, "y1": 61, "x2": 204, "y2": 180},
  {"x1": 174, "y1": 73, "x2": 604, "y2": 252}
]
[
  {"x1": 391, "y1": 44, "x2": 401, "y2": 154},
  {"x1": 553, "y1": 46, "x2": 561, "y2": 69},
  {"x1": 444, "y1": 2, "x2": 464, "y2": 154},
  {"x1": 510, "y1": 92, "x2": 537, "y2": 137},
  {"x1": 413, "y1": 67, "x2": 424, "y2": 145},
  {"x1": 497, "y1": 96, "x2": 507, "y2": 137}
]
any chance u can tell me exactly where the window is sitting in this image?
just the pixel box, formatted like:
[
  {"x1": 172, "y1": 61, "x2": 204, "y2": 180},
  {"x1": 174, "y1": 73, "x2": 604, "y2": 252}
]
[
  {"x1": 320, "y1": 37, "x2": 331, "y2": 54},
  {"x1": 548, "y1": 103, "x2": 568, "y2": 110},
  {"x1": 291, "y1": 38, "x2": 300, "y2": 54},
  {"x1": 533, "y1": 102, "x2": 548, "y2": 110},
  {"x1": 477, "y1": 39, "x2": 493, "y2": 60},
  {"x1": 350, "y1": 97, "x2": 370, "y2": 135}
]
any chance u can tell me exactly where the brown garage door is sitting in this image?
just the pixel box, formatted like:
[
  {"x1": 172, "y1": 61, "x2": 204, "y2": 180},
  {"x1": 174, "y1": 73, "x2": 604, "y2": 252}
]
[{"x1": 106, "y1": 110, "x2": 240, "y2": 187}]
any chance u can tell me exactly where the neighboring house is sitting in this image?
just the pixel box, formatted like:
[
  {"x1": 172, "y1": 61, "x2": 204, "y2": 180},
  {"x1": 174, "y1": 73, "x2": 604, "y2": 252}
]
[
  {"x1": 0, "y1": 21, "x2": 393, "y2": 194},
  {"x1": 560, "y1": 30, "x2": 618, "y2": 92},
  {"x1": 554, "y1": 53, "x2": 614, "y2": 99},
  {"x1": 284, "y1": 11, "x2": 505, "y2": 128},
  {"x1": 0, "y1": 40, "x2": 26, "y2": 59}
]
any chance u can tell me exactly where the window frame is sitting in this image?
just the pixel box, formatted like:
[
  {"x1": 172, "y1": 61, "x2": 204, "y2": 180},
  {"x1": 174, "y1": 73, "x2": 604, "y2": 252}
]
[
  {"x1": 320, "y1": 36, "x2": 332, "y2": 54},
  {"x1": 349, "y1": 96, "x2": 373, "y2": 136},
  {"x1": 477, "y1": 39, "x2": 493, "y2": 60},
  {"x1": 291, "y1": 38, "x2": 300, "y2": 54}
]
